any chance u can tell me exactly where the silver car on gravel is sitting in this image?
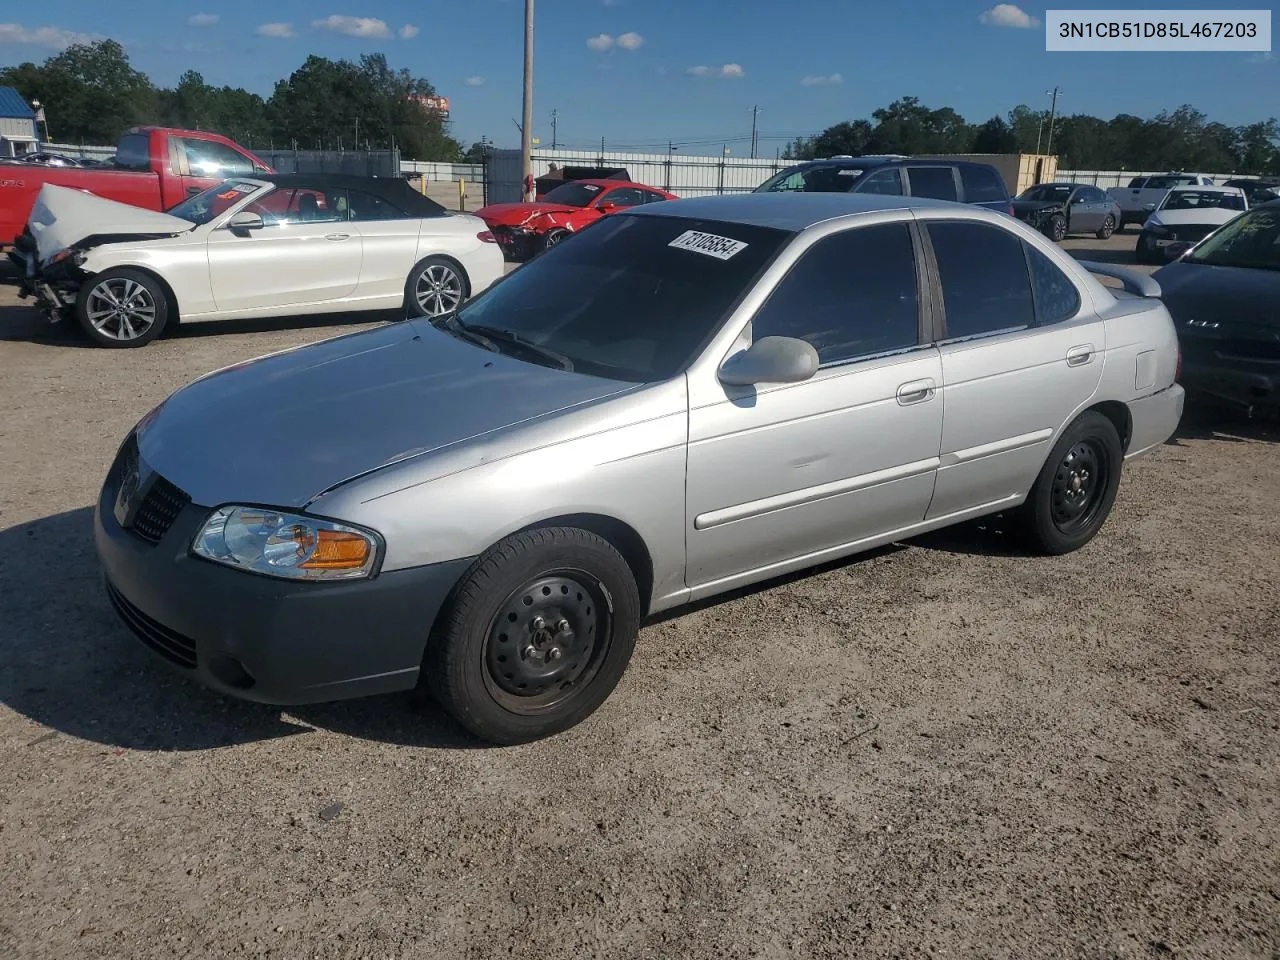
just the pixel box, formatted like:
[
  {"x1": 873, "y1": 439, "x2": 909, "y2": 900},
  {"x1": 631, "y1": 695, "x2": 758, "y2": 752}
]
[{"x1": 95, "y1": 193, "x2": 1185, "y2": 744}]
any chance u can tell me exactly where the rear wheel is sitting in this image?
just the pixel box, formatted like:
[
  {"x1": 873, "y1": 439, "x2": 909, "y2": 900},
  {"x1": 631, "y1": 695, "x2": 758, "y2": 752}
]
[
  {"x1": 423, "y1": 526, "x2": 641, "y2": 745},
  {"x1": 75, "y1": 268, "x2": 169, "y2": 348},
  {"x1": 1016, "y1": 411, "x2": 1123, "y2": 555},
  {"x1": 1096, "y1": 215, "x2": 1116, "y2": 240},
  {"x1": 405, "y1": 256, "x2": 468, "y2": 319}
]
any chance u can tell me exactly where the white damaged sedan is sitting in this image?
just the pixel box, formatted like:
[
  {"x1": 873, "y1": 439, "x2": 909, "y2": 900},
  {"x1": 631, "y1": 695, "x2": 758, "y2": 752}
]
[{"x1": 14, "y1": 175, "x2": 505, "y2": 347}]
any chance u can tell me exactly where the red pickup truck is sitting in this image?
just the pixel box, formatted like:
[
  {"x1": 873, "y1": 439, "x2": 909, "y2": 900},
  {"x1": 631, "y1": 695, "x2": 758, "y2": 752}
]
[{"x1": 0, "y1": 126, "x2": 271, "y2": 248}]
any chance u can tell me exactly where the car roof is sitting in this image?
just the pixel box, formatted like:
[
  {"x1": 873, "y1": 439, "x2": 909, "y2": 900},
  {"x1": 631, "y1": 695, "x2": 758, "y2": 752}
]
[
  {"x1": 1165, "y1": 183, "x2": 1242, "y2": 193},
  {"x1": 781, "y1": 156, "x2": 995, "y2": 171},
  {"x1": 238, "y1": 173, "x2": 450, "y2": 216},
  {"x1": 562, "y1": 178, "x2": 666, "y2": 191},
  {"x1": 626, "y1": 192, "x2": 963, "y2": 231}
]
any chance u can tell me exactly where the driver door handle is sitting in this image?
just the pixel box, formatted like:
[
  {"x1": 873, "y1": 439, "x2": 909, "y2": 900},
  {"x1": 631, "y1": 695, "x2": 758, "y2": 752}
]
[
  {"x1": 896, "y1": 378, "x2": 936, "y2": 406},
  {"x1": 324, "y1": 233, "x2": 351, "y2": 241}
]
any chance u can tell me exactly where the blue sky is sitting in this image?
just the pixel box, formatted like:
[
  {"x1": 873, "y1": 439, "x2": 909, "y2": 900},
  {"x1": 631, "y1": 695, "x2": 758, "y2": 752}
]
[{"x1": 1, "y1": 1, "x2": 1275, "y2": 154}]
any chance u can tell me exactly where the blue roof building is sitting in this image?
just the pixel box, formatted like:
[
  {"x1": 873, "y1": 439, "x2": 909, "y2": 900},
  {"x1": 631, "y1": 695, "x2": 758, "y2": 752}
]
[{"x1": 0, "y1": 86, "x2": 39, "y2": 158}]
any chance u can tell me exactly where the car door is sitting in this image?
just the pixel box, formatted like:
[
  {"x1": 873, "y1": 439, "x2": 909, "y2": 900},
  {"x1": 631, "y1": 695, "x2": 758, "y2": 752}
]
[
  {"x1": 206, "y1": 184, "x2": 364, "y2": 313},
  {"x1": 1068, "y1": 187, "x2": 1101, "y2": 232},
  {"x1": 685, "y1": 218, "x2": 944, "y2": 592},
  {"x1": 920, "y1": 216, "x2": 1104, "y2": 520},
  {"x1": 345, "y1": 187, "x2": 419, "y2": 304},
  {"x1": 852, "y1": 167, "x2": 904, "y2": 196}
]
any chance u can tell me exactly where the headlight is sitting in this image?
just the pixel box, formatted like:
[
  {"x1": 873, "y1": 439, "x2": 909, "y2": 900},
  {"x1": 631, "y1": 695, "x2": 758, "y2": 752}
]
[
  {"x1": 192, "y1": 506, "x2": 382, "y2": 581},
  {"x1": 43, "y1": 247, "x2": 85, "y2": 268}
]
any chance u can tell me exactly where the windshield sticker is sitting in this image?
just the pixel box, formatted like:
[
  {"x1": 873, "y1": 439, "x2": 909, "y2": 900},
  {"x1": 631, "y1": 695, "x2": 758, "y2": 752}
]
[{"x1": 668, "y1": 229, "x2": 749, "y2": 260}]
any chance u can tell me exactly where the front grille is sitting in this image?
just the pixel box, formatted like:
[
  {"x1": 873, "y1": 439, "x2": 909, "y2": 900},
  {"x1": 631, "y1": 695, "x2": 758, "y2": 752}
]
[
  {"x1": 1169, "y1": 224, "x2": 1215, "y2": 243},
  {"x1": 105, "y1": 579, "x2": 198, "y2": 668},
  {"x1": 131, "y1": 475, "x2": 190, "y2": 544}
]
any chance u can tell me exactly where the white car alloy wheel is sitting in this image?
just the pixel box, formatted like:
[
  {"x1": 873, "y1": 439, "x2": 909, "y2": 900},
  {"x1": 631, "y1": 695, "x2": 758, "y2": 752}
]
[
  {"x1": 413, "y1": 261, "x2": 465, "y2": 318},
  {"x1": 86, "y1": 277, "x2": 157, "y2": 341}
]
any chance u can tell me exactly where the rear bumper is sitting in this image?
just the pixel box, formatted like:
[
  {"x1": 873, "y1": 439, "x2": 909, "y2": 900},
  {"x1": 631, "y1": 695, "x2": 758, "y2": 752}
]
[
  {"x1": 93, "y1": 448, "x2": 475, "y2": 706},
  {"x1": 1126, "y1": 383, "x2": 1186, "y2": 458}
]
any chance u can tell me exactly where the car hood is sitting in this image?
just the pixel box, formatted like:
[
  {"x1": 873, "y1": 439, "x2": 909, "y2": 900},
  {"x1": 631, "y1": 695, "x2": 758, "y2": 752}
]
[
  {"x1": 26, "y1": 183, "x2": 195, "y2": 262},
  {"x1": 475, "y1": 202, "x2": 582, "y2": 226},
  {"x1": 1148, "y1": 208, "x2": 1242, "y2": 228},
  {"x1": 1153, "y1": 259, "x2": 1280, "y2": 332},
  {"x1": 1011, "y1": 199, "x2": 1063, "y2": 215},
  {"x1": 135, "y1": 320, "x2": 641, "y2": 509}
]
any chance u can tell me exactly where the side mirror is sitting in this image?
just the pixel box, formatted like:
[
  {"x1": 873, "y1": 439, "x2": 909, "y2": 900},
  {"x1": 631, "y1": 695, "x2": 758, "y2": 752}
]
[
  {"x1": 598, "y1": 201, "x2": 619, "y2": 213},
  {"x1": 226, "y1": 211, "x2": 264, "y2": 234},
  {"x1": 718, "y1": 336, "x2": 820, "y2": 387}
]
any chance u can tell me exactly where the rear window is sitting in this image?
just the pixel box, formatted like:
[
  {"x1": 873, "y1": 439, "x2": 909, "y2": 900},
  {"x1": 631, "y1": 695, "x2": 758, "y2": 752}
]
[
  {"x1": 451, "y1": 213, "x2": 792, "y2": 382},
  {"x1": 114, "y1": 134, "x2": 151, "y2": 171},
  {"x1": 1146, "y1": 175, "x2": 1194, "y2": 190},
  {"x1": 908, "y1": 167, "x2": 959, "y2": 202},
  {"x1": 959, "y1": 165, "x2": 1007, "y2": 203},
  {"x1": 755, "y1": 163, "x2": 872, "y2": 193},
  {"x1": 1127, "y1": 177, "x2": 1147, "y2": 188}
]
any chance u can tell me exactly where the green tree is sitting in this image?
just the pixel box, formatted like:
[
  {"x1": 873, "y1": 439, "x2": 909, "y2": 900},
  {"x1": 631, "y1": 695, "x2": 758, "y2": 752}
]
[{"x1": 971, "y1": 116, "x2": 1017, "y2": 153}]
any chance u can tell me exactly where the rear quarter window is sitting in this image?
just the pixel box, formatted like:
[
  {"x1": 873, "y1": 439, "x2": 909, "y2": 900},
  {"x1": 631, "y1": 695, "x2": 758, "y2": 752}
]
[
  {"x1": 959, "y1": 166, "x2": 1007, "y2": 203},
  {"x1": 907, "y1": 167, "x2": 959, "y2": 202},
  {"x1": 114, "y1": 134, "x2": 151, "y2": 171}
]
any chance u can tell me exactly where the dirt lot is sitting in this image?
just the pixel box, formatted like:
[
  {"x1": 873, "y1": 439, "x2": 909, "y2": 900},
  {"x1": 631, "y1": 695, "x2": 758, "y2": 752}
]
[{"x1": 1, "y1": 232, "x2": 1277, "y2": 960}]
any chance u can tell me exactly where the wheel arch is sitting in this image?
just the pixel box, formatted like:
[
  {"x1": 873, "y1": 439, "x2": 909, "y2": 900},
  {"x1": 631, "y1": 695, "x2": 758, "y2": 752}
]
[
  {"x1": 1088, "y1": 399, "x2": 1133, "y2": 453},
  {"x1": 84, "y1": 263, "x2": 182, "y2": 324},
  {"x1": 409, "y1": 251, "x2": 472, "y2": 294}
]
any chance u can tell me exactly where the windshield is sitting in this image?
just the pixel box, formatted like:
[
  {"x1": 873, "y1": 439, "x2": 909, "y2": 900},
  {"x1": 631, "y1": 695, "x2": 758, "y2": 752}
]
[
  {"x1": 1159, "y1": 190, "x2": 1246, "y2": 212},
  {"x1": 1144, "y1": 175, "x2": 1196, "y2": 190},
  {"x1": 1184, "y1": 207, "x2": 1280, "y2": 271},
  {"x1": 1018, "y1": 184, "x2": 1073, "y2": 202},
  {"x1": 165, "y1": 180, "x2": 264, "y2": 224},
  {"x1": 541, "y1": 182, "x2": 605, "y2": 207},
  {"x1": 448, "y1": 213, "x2": 792, "y2": 381},
  {"x1": 755, "y1": 163, "x2": 870, "y2": 193}
]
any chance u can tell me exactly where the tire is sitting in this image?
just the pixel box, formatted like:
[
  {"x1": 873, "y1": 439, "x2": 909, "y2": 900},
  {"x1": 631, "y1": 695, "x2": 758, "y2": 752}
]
[
  {"x1": 539, "y1": 228, "x2": 569, "y2": 255},
  {"x1": 404, "y1": 256, "x2": 469, "y2": 319},
  {"x1": 1016, "y1": 411, "x2": 1123, "y2": 555},
  {"x1": 1046, "y1": 215, "x2": 1067, "y2": 242},
  {"x1": 423, "y1": 526, "x2": 641, "y2": 745},
  {"x1": 1134, "y1": 232, "x2": 1160, "y2": 265},
  {"x1": 75, "y1": 268, "x2": 169, "y2": 348},
  {"x1": 1096, "y1": 215, "x2": 1116, "y2": 240}
]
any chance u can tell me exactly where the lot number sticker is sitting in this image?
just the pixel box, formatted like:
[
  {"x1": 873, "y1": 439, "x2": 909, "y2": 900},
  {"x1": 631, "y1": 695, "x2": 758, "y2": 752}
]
[{"x1": 668, "y1": 230, "x2": 749, "y2": 260}]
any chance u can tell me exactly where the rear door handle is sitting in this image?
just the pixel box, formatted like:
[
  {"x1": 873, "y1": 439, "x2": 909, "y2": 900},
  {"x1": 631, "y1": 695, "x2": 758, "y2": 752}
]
[
  {"x1": 324, "y1": 233, "x2": 351, "y2": 241},
  {"x1": 1066, "y1": 344, "x2": 1094, "y2": 367},
  {"x1": 896, "y1": 378, "x2": 936, "y2": 406}
]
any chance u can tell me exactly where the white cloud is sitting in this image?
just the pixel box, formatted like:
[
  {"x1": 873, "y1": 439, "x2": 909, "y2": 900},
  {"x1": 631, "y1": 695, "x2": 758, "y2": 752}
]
[
  {"x1": 312, "y1": 14, "x2": 392, "y2": 38},
  {"x1": 465, "y1": 75, "x2": 485, "y2": 86},
  {"x1": 256, "y1": 22, "x2": 296, "y2": 38},
  {"x1": 688, "y1": 63, "x2": 744, "y2": 78},
  {"x1": 978, "y1": 4, "x2": 1039, "y2": 28},
  {"x1": 801, "y1": 72, "x2": 842, "y2": 86},
  {"x1": 188, "y1": 13, "x2": 219, "y2": 27},
  {"x1": 586, "y1": 33, "x2": 614, "y2": 51},
  {"x1": 0, "y1": 23, "x2": 101, "y2": 49},
  {"x1": 616, "y1": 31, "x2": 644, "y2": 50},
  {"x1": 587, "y1": 31, "x2": 643, "y2": 52},
  {"x1": 399, "y1": 24, "x2": 419, "y2": 39}
]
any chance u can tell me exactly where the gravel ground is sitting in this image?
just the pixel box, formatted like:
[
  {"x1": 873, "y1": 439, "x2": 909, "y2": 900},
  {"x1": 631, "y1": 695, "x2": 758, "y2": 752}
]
[{"x1": 1, "y1": 233, "x2": 1277, "y2": 960}]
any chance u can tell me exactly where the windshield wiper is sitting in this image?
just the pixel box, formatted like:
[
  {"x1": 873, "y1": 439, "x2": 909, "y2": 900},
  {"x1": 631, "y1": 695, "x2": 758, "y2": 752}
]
[
  {"x1": 459, "y1": 322, "x2": 575, "y2": 371},
  {"x1": 430, "y1": 311, "x2": 500, "y2": 351}
]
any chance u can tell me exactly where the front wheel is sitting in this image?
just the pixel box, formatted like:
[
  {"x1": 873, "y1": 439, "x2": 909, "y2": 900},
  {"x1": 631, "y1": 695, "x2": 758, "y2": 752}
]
[
  {"x1": 1016, "y1": 411, "x2": 1123, "y2": 555},
  {"x1": 405, "y1": 256, "x2": 469, "y2": 319},
  {"x1": 1134, "y1": 232, "x2": 1161, "y2": 264},
  {"x1": 1096, "y1": 215, "x2": 1116, "y2": 240},
  {"x1": 1045, "y1": 215, "x2": 1067, "y2": 242},
  {"x1": 75, "y1": 268, "x2": 169, "y2": 348},
  {"x1": 423, "y1": 527, "x2": 641, "y2": 745},
  {"x1": 539, "y1": 228, "x2": 569, "y2": 255}
]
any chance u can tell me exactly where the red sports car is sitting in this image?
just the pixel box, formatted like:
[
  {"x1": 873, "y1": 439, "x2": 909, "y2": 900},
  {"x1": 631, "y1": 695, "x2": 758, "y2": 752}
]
[{"x1": 476, "y1": 179, "x2": 679, "y2": 260}]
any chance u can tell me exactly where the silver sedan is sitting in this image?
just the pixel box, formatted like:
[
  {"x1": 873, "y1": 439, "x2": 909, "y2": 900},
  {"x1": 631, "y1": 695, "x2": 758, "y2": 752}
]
[{"x1": 95, "y1": 192, "x2": 1185, "y2": 744}]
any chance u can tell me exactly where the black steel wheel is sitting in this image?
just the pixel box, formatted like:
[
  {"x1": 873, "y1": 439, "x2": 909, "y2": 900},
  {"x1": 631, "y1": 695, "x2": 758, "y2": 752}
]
[
  {"x1": 483, "y1": 572, "x2": 611, "y2": 711},
  {"x1": 1096, "y1": 215, "x2": 1116, "y2": 240},
  {"x1": 1017, "y1": 410, "x2": 1123, "y2": 555},
  {"x1": 422, "y1": 526, "x2": 641, "y2": 744}
]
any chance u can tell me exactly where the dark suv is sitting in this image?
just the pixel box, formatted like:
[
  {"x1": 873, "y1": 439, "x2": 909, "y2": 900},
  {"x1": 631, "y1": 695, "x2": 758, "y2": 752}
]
[{"x1": 754, "y1": 156, "x2": 1012, "y2": 213}]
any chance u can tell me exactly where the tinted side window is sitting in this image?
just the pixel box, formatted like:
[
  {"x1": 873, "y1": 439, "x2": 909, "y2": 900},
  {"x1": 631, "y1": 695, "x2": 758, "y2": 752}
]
[
  {"x1": 1024, "y1": 242, "x2": 1081, "y2": 325},
  {"x1": 751, "y1": 222, "x2": 920, "y2": 365},
  {"x1": 855, "y1": 168, "x2": 903, "y2": 196},
  {"x1": 640, "y1": 190, "x2": 670, "y2": 204},
  {"x1": 907, "y1": 166, "x2": 958, "y2": 202},
  {"x1": 115, "y1": 134, "x2": 151, "y2": 171},
  {"x1": 959, "y1": 165, "x2": 1006, "y2": 203},
  {"x1": 601, "y1": 188, "x2": 648, "y2": 208},
  {"x1": 1127, "y1": 177, "x2": 1147, "y2": 188},
  {"x1": 927, "y1": 221, "x2": 1034, "y2": 339},
  {"x1": 346, "y1": 189, "x2": 407, "y2": 221}
]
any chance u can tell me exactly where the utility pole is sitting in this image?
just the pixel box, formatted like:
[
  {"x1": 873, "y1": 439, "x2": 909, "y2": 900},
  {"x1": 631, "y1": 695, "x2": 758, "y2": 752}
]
[
  {"x1": 749, "y1": 105, "x2": 761, "y2": 159},
  {"x1": 520, "y1": 0, "x2": 535, "y2": 200},
  {"x1": 550, "y1": 109, "x2": 558, "y2": 149},
  {"x1": 1044, "y1": 86, "x2": 1062, "y2": 156}
]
